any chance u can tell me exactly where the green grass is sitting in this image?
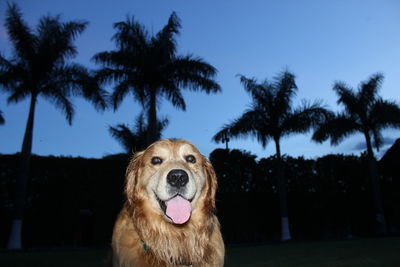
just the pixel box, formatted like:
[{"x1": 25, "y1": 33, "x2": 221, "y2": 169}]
[{"x1": 0, "y1": 237, "x2": 399, "y2": 267}]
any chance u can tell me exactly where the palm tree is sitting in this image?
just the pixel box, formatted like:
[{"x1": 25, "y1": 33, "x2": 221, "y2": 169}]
[
  {"x1": 312, "y1": 73, "x2": 400, "y2": 234},
  {"x1": 0, "y1": 3, "x2": 107, "y2": 249},
  {"x1": 213, "y1": 70, "x2": 329, "y2": 241},
  {"x1": 93, "y1": 12, "x2": 220, "y2": 145},
  {"x1": 109, "y1": 113, "x2": 169, "y2": 153}
]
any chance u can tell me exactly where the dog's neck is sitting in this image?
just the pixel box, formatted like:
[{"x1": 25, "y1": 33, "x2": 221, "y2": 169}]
[
  {"x1": 139, "y1": 239, "x2": 193, "y2": 266},
  {"x1": 131, "y1": 206, "x2": 215, "y2": 266}
]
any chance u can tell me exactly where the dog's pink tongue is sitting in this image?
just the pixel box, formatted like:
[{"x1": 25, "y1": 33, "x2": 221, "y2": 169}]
[{"x1": 165, "y1": 195, "x2": 192, "y2": 224}]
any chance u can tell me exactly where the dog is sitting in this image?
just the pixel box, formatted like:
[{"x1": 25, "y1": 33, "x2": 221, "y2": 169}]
[{"x1": 111, "y1": 139, "x2": 225, "y2": 267}]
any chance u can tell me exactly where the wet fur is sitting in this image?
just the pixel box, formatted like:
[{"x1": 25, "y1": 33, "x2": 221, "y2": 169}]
[{"x1": 112, "y1": 139, "x2": 224, "y2": 267}]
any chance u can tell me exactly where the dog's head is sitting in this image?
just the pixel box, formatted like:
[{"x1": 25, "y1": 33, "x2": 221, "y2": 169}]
[{"x1": 125, "y1": 139, "x2": 217, "y2": 225}]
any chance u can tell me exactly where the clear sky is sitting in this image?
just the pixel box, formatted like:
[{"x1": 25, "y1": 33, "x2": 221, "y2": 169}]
[{"x1": 0, "y1": 0, "x2": 399, "y2": 159}]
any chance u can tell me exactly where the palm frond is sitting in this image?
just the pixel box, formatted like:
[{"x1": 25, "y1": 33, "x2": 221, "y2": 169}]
[
  {"x1": 162, "y1": 84, "x2": 186, "y2": 110},
  {"x1": 109, "y1": 124, "x2": 135, "y2": 153},
  {"x1": 213, "y1": 109, "x2": 271, "y2": 147},
  {"x1": 7, "y1": 84, "x2": 31, "y2": 103},
  {"x1": 281, "y1": 100, "x2": 332, "y2": 136},
  {"x1": 274, "y1": 70, "x2": 297, "y2": 113},
  {"x1": 371, "y1": 127, "x2": 383, "y2": 151},
  {"x1": 92, "y1": 50, "x2": 133, "y2": 69},
  {"x1": 43, "y1": 87, "x2": 75, "y2": 124},
  {"x1": 5, "y1": 3, "x2": 36, "y2": 63},
  {"x1": 237, "y1": 75, "x2": 278, "y2": 116},
  {"x1": 237, "y1": 75, "x2": 267, "y2": 99},
  {"x1": 153, "y1": 12, "x2": 180, "y2": 57},
  {"x1": 359, "y1": 73, "x2": 383, "y2": 108},
  {"x1": 94, "y1": 67, "x2": 125, "y2": 85},
  {"x1": 168, "y1": 55, "x2": 220, "y2": 93},
  {"x1": 92, "y1": 51, "x2": 115, "y2": 66},
  {"x1": 62, "y1": 20, "x2": 88, "y2": 40},
  {"x1": 112, "y1": 16, "x2": 149, "y2": 51},
  {"x1": 0, "y1": 54, "x2": 25, "y2": 90},
  {"x1": 0, "y1": 54, "x2": 14, "y2": 70},
  {"x1": 110, "y1": 80, "x2": 132, "y2": 110},
  {"x1": 36, "y1": 16, "x2": 87, "y2": 71},
  {"x1": 172, "y1": 55, "x2": 218, "y2": 77},
  {"x1": 110, "y1": 114, "x2": 169, "y2": 153},
  {"x1": 153, "y1": 116, "x2": 169, "y2": 141},
  {"x1": 312, "y1": 112, "x2": 360, "y2": 145},
  {"x1": 176, "y1": 73, "x2": 220, "y2": 93},
  {"x1": 333, "y1": 81, "x2": 359, "y2": 114},
  {"x1": 369, "y1": 99, "x2": 400, "y2": 129},
  {"x1": 61, "y1": 63, "x2": 108, "y2": 110},
  {"x1": 158, "y1": 117, "x2": 169, "y2": 133}
]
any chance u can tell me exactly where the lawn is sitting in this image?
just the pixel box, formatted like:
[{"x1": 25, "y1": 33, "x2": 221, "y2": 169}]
[{"x1": 0, "y1": 237, "x2": 399, "y2": 267}]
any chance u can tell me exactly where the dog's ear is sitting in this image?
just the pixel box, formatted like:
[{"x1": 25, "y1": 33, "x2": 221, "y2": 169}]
[
  {"x1": 203, "y1": 157, "x2": 218, "y2": 214},
  {"x1": 125, "y1": 151, "x2": 144, "y2": 205}
]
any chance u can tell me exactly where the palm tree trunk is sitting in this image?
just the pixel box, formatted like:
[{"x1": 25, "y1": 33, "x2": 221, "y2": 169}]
[
  {"x1": 274, "y1": 138, "x2": 291, "y2": 241},
  {"x1": 8, "y1": 93, "x2": 37, "y2": 249},
  {"x1": 146, "y1": 89, "x2": 158, "y2": 145},
  {"x1": 364, "y1": 131, "x2": 387, "y2": 234}
]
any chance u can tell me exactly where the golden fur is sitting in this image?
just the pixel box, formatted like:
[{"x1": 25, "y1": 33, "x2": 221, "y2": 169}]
[{"x1": 112, "y1": 139, "x2": 225, "y2": 267}]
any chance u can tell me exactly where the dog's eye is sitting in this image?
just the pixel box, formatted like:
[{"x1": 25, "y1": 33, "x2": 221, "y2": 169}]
[
  {"x1": 185, "y1": 155, "x2": 196, "y2": 163},
  {"x1": 151, "y1": 157, "x2": 163, "y2": 165}
]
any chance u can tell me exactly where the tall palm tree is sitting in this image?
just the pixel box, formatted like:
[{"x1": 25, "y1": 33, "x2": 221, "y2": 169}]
[
  {"x1": 93, "y1": 12, "x2": 220, "y2": 145},
  {"x1": 312, "y1": 73, "x2": 400, "y2": 234},
  {"x1": 109, "y1": 113, "x2": 169, "y2": 153},
  {"x1": 213, "y1": 70, "x2": 329, "y2": 241},
  {"x1": 0, "y1": 3, "x2": 107, "y2": 249}
]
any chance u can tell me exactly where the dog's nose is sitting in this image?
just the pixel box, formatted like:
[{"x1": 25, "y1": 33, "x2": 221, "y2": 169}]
[{"x1": 167, "y1": 169, "x2": 189, "y2": 188}]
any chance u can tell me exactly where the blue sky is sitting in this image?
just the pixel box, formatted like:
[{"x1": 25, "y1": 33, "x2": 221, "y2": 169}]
[{"x1": 0, "y1": 0, "x2": 399, "y2": 159}]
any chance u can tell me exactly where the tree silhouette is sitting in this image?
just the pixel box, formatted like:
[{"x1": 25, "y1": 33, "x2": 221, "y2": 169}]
[
  {"x1": 109, "y1": 113, "x2": 169, "y2": 154},
  {"x1": 0, "y1": 3, "x2": 107, "y2": 249},
  {"x1": 213, "y1": 70, "x2": 329, "y2": 241},
  {"x1": 209, "y1": 148, "x2": 258, "y2": 193},
  {"x1": 93, "y1": 12, "x2": 220, "y2": 145},
  {"x1": 312, "y1": 73, "x2": 400, "y2": 234}
]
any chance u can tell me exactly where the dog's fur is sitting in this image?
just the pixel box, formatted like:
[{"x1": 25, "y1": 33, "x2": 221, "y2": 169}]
[{"x1": 112, "y1": 139, "x2": 225, "y2": 267}]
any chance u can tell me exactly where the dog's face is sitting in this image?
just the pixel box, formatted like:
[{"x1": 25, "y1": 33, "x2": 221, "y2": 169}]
[{"x1": 126, "y1": 139, "x2": 216, "y2": 225}]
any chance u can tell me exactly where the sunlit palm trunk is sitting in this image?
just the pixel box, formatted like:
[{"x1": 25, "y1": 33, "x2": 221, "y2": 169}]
[
  {"x1": 364, "y1": 131, "x2": 387, "y2": 234},
  {"x1": 274, "y1": 138, "x2": 291, "y2": 241},
  {"x1": 8, "y1": 93, "x2": 37, "y2": 249},
  {"x1": 147, "y1": 89, "x2": 158, "y2": 145}
]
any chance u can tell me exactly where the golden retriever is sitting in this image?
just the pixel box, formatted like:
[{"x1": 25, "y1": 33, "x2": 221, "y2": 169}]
[{"x1": 112, "y1": 139, "x2": 225, "y2": 267}]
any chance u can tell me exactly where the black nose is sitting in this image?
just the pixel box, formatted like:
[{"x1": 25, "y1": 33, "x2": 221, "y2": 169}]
[{"x1": 167, "y1": 169, "x2": 189, "y2": 188}]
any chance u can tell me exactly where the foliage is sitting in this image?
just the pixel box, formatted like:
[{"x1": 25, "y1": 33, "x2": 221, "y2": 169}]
[
  {"x1": 109, "y1": 113, "x2": 169, "y2": 153},
  {"x1": 0, "y1": 3, "x2": 108, "y2": 249},
  {"x1": 312, "y1": 73, "x2": 400, "y2": 154},
  {"x1": 0, "y1": 148, "x2": 399, "y2": 246},
  {"x1": 213, "y1": 70, "x2": 330, "y2": 241},
  {"x1": 0, "y1": 153, "x2": 128, "y2": 247},
  {"x1": 213, "y1": 71, "x2": 330, "y2": 147},
  {"x1": 209, "y1": 148, "x2": 258, "y2": 193},
  {"x1": 312, "y1": 73, "x2": 400, "y2": 234},
  {"x1": 93, "y1": 12, "x2": 220, "y2": 143},
  {"x1": 0, "y1": 3, "x2": 107, "y2": 120}
]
